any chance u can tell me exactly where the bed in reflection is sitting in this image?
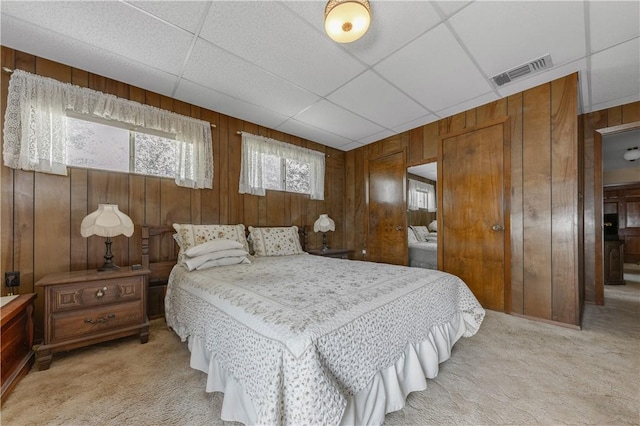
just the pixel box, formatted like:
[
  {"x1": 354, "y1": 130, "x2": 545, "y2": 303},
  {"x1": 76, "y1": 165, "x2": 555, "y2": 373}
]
[{"x1": 408, "y1": 225, "x2": 438, "y2": 269}]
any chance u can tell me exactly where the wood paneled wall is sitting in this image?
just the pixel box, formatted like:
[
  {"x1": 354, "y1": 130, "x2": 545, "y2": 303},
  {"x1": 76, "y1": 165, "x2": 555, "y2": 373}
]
[
  {"x1": 0, "y1": 47, "x2": 345, "y2": 330},
  {"x1": 346, "y1": 73, "x2": 583, "y2": 326},
  {"x1": 580, "y1": 102, "x2": 640, "y2": 304}
]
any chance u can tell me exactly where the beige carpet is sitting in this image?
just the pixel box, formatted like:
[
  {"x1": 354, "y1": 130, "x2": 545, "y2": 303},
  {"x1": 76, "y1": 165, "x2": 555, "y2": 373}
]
[{"x1": 2, "y1": 267, "x2": 639, "y2": 426}]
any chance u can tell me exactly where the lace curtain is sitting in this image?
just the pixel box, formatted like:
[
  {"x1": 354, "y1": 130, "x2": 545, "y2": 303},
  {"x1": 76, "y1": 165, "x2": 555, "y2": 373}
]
[
  {"x1": 408, "y1": 178, "x2": 436, "y2": 212},
  {"x1": 3, "y1": 69, "x2": 213, "y2": 189},
  {"x1": 239, "y1": 132, "x2": 325, "y2": 200}
]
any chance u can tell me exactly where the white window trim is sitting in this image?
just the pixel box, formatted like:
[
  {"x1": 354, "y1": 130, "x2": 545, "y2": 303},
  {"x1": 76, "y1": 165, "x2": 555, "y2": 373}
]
[
  {"x1": 239, "y1": 132, "x2": 325, "y2": 200},
  {"x1": 2, "y1": 69, "x2": 213, "y2": 189}
]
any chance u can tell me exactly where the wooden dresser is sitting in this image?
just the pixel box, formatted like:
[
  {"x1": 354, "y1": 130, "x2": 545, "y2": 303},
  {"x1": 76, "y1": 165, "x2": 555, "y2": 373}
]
[
  {"x1": 34, "y1": 267, "x2": 150, "y2": 370},
  {"x1": 1, "y1": 293, "x2": 36, "y2": 405}
]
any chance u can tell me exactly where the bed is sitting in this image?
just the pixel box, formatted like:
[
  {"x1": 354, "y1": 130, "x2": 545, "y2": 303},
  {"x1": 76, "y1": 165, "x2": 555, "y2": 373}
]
[
  {"x1": 142, "y1": 224, "x2": 484, "y2": 426},
  {"x1": 408, "y1": 225, "x2": 438, "y2": 269}
]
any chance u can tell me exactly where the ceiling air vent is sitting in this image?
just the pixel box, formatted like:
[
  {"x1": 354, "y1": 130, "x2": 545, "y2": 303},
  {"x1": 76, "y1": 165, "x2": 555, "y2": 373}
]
[{"x1": 491, "y1": 54, "x2": 553, "y2": 87}]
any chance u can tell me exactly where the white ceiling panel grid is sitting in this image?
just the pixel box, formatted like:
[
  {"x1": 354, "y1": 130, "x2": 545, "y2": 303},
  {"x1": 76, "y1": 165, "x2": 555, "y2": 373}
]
[{"x1": 1, "y1": 0, "x2": 638, "y2": 151}]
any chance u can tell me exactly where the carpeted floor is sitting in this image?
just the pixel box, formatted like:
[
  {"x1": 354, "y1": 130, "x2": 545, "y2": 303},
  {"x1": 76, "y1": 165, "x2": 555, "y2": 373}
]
[{"x1": 2, "y1": 266, "x2": 639, "y2": 425}]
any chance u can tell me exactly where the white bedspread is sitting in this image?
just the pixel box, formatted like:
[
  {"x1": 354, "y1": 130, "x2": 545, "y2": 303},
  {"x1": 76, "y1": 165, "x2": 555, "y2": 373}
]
[{"x1": 165, "y1": 254, "x2": 484, "y2": 425}]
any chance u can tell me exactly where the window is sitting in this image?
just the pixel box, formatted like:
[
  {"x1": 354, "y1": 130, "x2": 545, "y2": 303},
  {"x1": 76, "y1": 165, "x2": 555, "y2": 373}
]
[
  {"x1": 408, "y1": 179, "x2": 436, "y2": 211},
  {"x1": 261, "y1": 154, "x2": 311, "y2": 195},
  {"x1": 3, "y1": 69, "x2": 213, "y2": 188},
  {"x1": 239, "y1": 132, "x2": 325, "y2": 200},
  {"x1": 67, "y1": 117, "x2": 177, "y2": 178}
]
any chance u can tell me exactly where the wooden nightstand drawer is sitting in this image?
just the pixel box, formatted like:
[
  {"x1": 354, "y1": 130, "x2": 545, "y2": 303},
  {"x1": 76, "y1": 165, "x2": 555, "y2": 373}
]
[
  {"x1": 49, "y1": 300, "x2": 145, "y2": 343},
  {"x1": 51, "y1": 276, "x2": 143, "y2": 312},
  {"x1": 35, "y1": 267, "x2": 150, "y2": 370}
]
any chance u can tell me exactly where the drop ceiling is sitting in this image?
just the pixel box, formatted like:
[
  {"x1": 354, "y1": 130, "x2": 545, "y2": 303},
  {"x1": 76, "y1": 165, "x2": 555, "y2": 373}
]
[{"x1": 1, "y1": 1, "x2": 639, "y2": 151}]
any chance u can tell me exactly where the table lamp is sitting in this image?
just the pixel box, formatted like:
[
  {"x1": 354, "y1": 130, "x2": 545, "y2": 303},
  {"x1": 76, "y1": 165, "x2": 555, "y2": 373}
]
[
  {"x1": 81, "y1": 204, "x2": 134, "y2": 271},
  {"x1": 314, "y1": 214, "x2": 335, "y2": 252}
]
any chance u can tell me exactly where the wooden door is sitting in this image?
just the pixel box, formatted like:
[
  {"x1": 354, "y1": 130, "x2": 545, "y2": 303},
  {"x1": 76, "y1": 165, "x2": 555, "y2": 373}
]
[
  {"x1": 439, "y1": 119, "x2": 510, "y2": 311},
  {"x1": 367, "y1": 150, "x2": 407, "y2": 265}
]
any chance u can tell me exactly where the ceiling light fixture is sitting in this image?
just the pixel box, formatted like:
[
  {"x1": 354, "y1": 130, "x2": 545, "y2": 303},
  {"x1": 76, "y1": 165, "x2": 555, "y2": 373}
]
[
  {"x1": 324, "y1": 0, "x2": 371, "y2": 43},
  {"x1": 623, "y1": 147, "x2": 640, "y2": 162}
]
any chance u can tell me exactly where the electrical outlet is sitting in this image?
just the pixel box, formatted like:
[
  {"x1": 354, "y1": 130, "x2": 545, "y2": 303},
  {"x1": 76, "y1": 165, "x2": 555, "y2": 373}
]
[
  {"x1": 5, "y1": 271, "x2": 20, "y2": 287},
  {"x1": 362, "y1": 249, "x2": 366, "y2": 255}
]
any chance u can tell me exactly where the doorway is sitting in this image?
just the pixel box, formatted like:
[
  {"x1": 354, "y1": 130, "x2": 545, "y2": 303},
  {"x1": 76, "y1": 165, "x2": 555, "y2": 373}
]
[{"x1": 594, "y1": 121, "x2": 640, "y2": 304}]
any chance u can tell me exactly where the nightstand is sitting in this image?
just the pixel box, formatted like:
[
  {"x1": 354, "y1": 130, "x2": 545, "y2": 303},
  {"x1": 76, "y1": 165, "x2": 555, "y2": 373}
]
[
  {"x1": 34, "y1": 266, "x2": 150, "y2": 370},
  {"x1": 307, "y1": 249, "x2": 352, "y2": 259}
]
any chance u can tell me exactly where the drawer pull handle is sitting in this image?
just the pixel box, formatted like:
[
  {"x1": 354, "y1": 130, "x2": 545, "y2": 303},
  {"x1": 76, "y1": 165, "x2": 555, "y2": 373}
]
[
  {"x1": 84, "y1": 313, "x2": 116, "y2": 324},
  {"x1": 95, "y1": 287, "x2": 108, "y2": 299}
]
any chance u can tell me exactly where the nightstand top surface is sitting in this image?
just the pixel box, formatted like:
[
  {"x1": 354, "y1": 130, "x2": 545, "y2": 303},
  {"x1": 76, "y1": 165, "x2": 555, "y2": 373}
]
[{"x1": 36, "y1": 266, "x2": 150, "y2": 286}]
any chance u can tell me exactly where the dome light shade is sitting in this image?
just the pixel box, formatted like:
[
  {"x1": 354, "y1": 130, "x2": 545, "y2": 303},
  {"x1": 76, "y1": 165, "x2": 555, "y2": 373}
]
[
  {"x1": 324, "y1": 0, "x2": 371, "y2": 43},
  {"x1": 623, "y1": 147, "x2": 640, "y2": 162}
]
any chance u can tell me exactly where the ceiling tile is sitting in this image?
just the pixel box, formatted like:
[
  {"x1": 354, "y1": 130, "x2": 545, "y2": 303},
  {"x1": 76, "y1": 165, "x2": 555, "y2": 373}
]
[
  {"x1": 183, "y1": 39, "x2": 320, "y2": 118},
  {"x1": 331, "y1": 2, "x2": 443, "y2": 66},
  {"x1": 375, "y1": 24, "x2": 494, "y2": 112},
  {"x1": 198, "y1": 1, "x2": 365, "y2": 97},
  {"x1": 589, "y1": 1, "x2": 640, "y2": 52},
  {"x1": 432, "y1": 1, "x2": 473, "y2": 18},
  {"x1": 126, "y1": 1, "x2": 211, "y2": 34},
  {"x1": 590, "y1": 38, "x2": 640, "y2": 107},
  {"x1": 327, "y1": 71, "x2": 429, "y2": 129},
  {"x1": 0, "y1": 15, "x2": 179, "y2": 97},
  {"x1": 450, "y1": 1, "x2": 586, "y2": 77},
  {"x1": 293, "y1": 100, "x2": 386, "y2": 141},
  {"x1": 174, "y1": 80, "x2": 290, "y2": 130},
  {"x1": 1, "y1": 1, "x2": 193, "y2": 75},
  {"x1": 276, "y1": 118, "x2": 354, "y2": 150}
]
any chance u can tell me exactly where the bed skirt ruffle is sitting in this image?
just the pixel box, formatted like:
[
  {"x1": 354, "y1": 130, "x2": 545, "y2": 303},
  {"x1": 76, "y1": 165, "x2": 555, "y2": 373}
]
[{"x1": 184, "y1": 311, "x2": 466, "y2": 426}]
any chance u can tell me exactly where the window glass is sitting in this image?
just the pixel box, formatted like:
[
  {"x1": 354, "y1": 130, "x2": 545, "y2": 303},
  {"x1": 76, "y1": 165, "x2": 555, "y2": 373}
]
[
  {"x1": 66, "y1": 117, "x2": 177, "y2": 178},
  {"x1": 67, "y1": 118, "x2": 129, "y2": 172},
  {"x1": 133, "y1": 132, "x2": 176, "y2": 178}
]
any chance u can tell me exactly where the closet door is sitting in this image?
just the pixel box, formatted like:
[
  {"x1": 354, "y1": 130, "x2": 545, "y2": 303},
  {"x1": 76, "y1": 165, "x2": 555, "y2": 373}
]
[
  {"x1": 367, "y1": 150, "x2": 407, "y2": 265},
  {"x1": 439, "y1": 118, "x2": 510, "y2": 311}
]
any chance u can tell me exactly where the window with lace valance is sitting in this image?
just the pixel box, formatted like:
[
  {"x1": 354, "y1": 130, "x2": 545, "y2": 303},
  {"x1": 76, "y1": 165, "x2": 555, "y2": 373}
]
[{"x1": 2, "y1": 70, "x2": 213, "y2": 189}]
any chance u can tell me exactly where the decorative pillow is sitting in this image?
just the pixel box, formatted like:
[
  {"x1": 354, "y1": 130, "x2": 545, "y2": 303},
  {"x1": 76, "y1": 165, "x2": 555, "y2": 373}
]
[
  {"x1": 184, "y1": 248, "x2": 250, "y2": 271},
  {"x1": 248, "y1": 226, "x2": 304, "y2": 257},
  {"x1": 411, "y1": 225, "x2": 431, "y2": 242},
  {"x1": 408, "y1": 228, "x2": 419, "y2": 244},
  {"x1": 197, "y1": 256, "x2": 251, "y2": 271},
  {"x1": 428, "y1": 220, "x2": 438, "y2": 232},
  {"x1": 184, "y1": 239, "x2": 244, "y2": 258},
  {"x1": 172, "y1": 223, "x2": 250, "y2": 265}
]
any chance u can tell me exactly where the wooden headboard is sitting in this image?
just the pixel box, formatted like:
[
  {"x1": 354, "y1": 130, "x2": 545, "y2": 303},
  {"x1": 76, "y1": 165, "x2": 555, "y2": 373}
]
[
  {"x1": 141, "y1": 225, "x2": 178, "y2": 286},
  {"x1": 141, "y1": 224, "x2": 309, "y2": 281}
]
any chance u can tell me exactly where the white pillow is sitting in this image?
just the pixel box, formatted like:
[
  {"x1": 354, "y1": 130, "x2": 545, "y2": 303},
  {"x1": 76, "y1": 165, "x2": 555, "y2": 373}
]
[
  {"x1": 197, "y1": 256, "x2": 251, "y2": 271},
  {"x1": 248, "y1": 226, "x2": 304, "y2": 257},
  {"x1": 184, "y1": 248, "x2": 249, "y2": 271},
  {"x1": 408, "y1": 228, "x2": 419, "y2": 244},
  {"x1": 428, "y1": 220, "x2": 438, "y2": 232},
  {"x1": 411, "y1": 225, "x2": 431, "y2": 242},
  {"x1": 172, "y1": 223, "x2": 250, "y2": 265},
  {"x1": 184, "y1": 239, "x2": 244, "y2": 258}
]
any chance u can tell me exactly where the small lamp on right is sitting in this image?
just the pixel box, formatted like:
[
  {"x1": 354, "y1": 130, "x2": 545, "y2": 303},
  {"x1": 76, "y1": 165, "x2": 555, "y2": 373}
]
[{"x1": 314, "y1": 214, "x2": 335, "y2": 252}]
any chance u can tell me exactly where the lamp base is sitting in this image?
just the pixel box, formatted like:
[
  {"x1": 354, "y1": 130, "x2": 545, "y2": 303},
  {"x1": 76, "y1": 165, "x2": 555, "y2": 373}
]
[
  {"x1": 97, "y1": 237, "x2": 120, "y2": 272},
  {"x1": 97, "y1": 262, "x2": 120, "y2": 272},
  {"x1": 322, "y1": 233, "x2": 329, "y2": 251}
]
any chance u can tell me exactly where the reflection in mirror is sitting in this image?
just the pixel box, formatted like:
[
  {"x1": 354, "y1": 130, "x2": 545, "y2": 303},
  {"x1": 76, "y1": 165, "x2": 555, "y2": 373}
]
[{"x1": 407, "y1": 162, "x2": 438, "y2": 270}]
